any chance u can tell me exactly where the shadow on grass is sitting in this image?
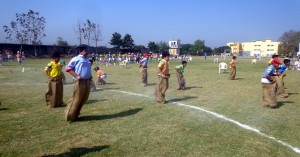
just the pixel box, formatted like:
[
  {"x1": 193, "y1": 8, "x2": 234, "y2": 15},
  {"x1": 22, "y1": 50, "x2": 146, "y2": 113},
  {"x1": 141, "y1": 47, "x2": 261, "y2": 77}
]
[
  {"x1": 233, "y1": 78, "x2": 245, "y2": 80},
  {"x1": 219, "y1": 71, "x2": 228, "y2": 74},
  {"x1": 0, "y1": 108, "x2": 9, "y2": 111},
  {"x1": 43, "y1": 145, "x2": 110, "y2": 157},
  {"x1": 102, "y1": 82, "x2": 116, "y2": 85},
  {"x1": 85, "y1": 99, "x2": 107, "y2": 105},
  {"x1": 77, "y1": 108, "x2": 143, "y2": 122},
  {"x1": 276, "y1": 101, "x2": 294, "y2": 108},
  {"x1": 56, "y1": 104, "x2": 67, "y2": 108},
  {"x1": 168, "y1": 96, "x2": 198, "y2": 102},
  {"x1": 288, "y1": 92, "x2": 298, "y2": 96},
  {"x1": 147, "y1": 83, "x2": 156, "y2": 86},
  {"x1": 184, "y1": 86, "x2": 202, "y2": 90},
  {"x1": 63, "y1": 82, "x2": 74, "y2": 85}
]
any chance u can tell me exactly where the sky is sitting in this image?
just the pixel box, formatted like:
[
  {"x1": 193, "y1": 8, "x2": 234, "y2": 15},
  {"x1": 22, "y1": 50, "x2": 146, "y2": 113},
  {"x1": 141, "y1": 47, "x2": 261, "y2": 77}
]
[{"x1": 0, "y1": 0, "x2": 300, "y2": 48}]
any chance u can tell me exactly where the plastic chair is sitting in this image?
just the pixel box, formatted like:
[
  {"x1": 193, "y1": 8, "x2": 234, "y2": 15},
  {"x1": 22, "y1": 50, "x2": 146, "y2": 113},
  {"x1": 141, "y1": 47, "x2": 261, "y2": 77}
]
[
  {"x1": 219, "y1": 62, "x2": 227, "y2": 74},
  {"x1": 214, "y1": 58, "x2": 219, "y2": 63}
]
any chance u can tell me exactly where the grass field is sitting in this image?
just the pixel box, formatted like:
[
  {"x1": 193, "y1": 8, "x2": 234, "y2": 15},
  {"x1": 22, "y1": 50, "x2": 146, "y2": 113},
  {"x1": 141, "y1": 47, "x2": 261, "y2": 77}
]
[{"x1": 0, "y1": 56, "x2": 300, "y2": 157}]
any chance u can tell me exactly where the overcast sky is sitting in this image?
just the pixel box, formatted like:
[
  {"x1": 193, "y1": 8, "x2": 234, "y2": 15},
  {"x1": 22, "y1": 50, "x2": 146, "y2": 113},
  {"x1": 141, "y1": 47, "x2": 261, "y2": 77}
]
[{"x1": 1, "y1": 0, "x2": 300, "y2": 48}]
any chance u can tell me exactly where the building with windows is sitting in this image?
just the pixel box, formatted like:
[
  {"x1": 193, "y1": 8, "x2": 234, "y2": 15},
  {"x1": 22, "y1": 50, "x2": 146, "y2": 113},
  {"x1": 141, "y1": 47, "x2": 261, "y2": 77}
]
[
  {"x1": 227, "y1": 39, "x2": 280, "y2": 57},
  {"x1": 226, "y1": 42, "x2": 242, "y2": 56},
  {"x1": 169, "y1": 39, "x2": 181, "y2": 56}
]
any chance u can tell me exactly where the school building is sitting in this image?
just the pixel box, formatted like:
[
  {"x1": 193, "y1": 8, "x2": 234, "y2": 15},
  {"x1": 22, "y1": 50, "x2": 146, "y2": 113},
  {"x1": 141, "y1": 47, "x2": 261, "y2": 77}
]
[{"x1": 227, "y1": 39, "x2": 281, "y2": 57}]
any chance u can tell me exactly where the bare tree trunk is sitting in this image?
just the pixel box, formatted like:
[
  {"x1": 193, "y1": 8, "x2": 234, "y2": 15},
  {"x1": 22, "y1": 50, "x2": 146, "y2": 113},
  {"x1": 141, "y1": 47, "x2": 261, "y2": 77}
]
[
  {"x1": 95, "y1": 42, "x2": 98, "y2": 54},
  {"x1": 34, "y1": 44, "x2": 37, "y2": 57},
  {"x1": 19, "y1": 44, "x2": 23, "y2": 53}
]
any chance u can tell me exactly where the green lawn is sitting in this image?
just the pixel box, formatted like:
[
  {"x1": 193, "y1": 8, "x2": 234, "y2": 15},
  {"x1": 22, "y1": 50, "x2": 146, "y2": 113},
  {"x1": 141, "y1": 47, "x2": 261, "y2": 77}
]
[{"x1": 0, "y1": 56, "x2": 300, "y2": 157}]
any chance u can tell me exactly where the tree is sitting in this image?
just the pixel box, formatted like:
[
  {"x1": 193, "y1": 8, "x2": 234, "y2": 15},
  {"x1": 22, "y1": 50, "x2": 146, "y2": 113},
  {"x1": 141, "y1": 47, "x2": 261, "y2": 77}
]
[
  {"x1": 83, "y1": 19, "x2": 96, "y2": 47},
  {"x1": 74, "y1": 19, "x2": 84, "y2": 45},
  {"x1": 214, "y1": 46, "x2": 230, "y2": 55},
  {"x1": 27, "y1": 10, "x2": 46, "y2": 55},
  {"x1": 109, "y1": 32, "x2": 123, "y2": 49},
  {"x1": 181, "y1": 44, "x2": 193, "y2": 54},
  {"x1": 148, "y1": 41, "x2": 158, "y2": 52},
  {"x1": 158, "y1": 41, "x2": 169, "y2": 52},
  {"x1": 3, "y1": 10, "x2": 46, "y2": 54},
  {"x1": 278, "y1": 30, "x2": 300, "y2": 56},
  {"x1": 56, "y1": 37, "x2": 69, "y2": 46},
  {"x1": 134, "y1": 45, "x2": 145, "y2": 50},
  {"x1": 203, "y1": 46, "x2": 213, "y2": 54},
  {"x1": 91, "y1": 24, "x2": 102, "y2": 53},
  {"x1": 122, "y1": 34, "x2": 135, "y2": 49},
  {"x1": 191, "y1": 40, "x2": 205, "y2": 55}
]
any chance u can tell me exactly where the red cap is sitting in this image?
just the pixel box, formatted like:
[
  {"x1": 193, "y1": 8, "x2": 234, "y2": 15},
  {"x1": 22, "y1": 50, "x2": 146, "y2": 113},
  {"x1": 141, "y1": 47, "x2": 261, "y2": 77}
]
[
  {"x1": 272, "y1": 58, "x2": 281, "y2": 65},
  {"x1": 144, "y1": 53, "x2": 149, "y2": 57}
]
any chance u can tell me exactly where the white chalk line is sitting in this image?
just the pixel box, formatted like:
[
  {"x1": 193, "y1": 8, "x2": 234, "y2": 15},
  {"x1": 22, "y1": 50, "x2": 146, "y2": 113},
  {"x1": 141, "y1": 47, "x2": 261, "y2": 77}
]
[{"x1": 107, "y1": 89, "x2": 300, "y2": 155}]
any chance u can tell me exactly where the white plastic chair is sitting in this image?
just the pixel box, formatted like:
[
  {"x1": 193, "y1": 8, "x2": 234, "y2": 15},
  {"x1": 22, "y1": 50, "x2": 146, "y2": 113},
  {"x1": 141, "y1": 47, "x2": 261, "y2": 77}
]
[
  {"x1": 219, "y1": 62, "x2": 227, "y2": 74},
  {"x1": 214, "y1": 58, "x2": 219, "y2": 63}
]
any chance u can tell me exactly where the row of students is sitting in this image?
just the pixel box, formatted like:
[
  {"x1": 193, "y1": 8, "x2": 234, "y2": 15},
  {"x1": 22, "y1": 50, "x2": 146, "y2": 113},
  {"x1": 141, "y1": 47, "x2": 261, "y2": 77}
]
[{"x1": 45, "y1": 48, "x2": 294, "y2": 124}]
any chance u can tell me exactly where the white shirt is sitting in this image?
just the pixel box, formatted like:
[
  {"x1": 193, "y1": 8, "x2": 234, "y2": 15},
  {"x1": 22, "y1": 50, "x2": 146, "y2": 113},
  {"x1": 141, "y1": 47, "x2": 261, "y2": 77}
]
[
  {"x1": 261, "y1": 78, "x2": 271, "y2": 83},
  {"x1": 294, "y1": 61, "x2": 300, "y2": 70}
]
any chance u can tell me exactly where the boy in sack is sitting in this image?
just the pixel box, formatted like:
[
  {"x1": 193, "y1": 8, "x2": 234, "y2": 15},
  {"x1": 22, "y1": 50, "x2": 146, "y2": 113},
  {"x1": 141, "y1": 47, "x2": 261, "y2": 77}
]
[
  {"x1": 175, "y1": 61, "x2": 187, "y2": 90},
  {"x1": 44, "y1": 52, "x2": 64, "y2": 108}
]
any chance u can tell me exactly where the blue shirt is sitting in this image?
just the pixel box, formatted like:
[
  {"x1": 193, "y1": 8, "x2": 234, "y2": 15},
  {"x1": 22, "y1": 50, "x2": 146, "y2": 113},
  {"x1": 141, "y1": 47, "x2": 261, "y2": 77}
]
[
  {"x1": 277, "y1": 64, "x2": 287, "y2": 74},
  {"x1": 66, "y1": 55, "x2": 92, "y2": 80},
  {"x1": 140, "y1": 58, "x2": 148, "y2": 67},
  {"x1": 262, "y1": 65, "x2": 276, "y2": 78}
]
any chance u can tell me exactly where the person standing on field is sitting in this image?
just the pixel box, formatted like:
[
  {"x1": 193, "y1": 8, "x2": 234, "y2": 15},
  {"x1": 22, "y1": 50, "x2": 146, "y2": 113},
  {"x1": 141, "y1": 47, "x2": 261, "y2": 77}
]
[
  {"x1": 16, "y1": 51, "x2": 22, "y2": 65},
  {"x1": 294, "y1": 56, "x2": 300, "y2": 70},
  {"x1": 175, "y1": 60, "x2": 187, "y2": 90},
  {"x1": 228, "y1": 56, "x2": 237, "y2": 80},
  {"x1": 139, "y1": 53, "x2": 149, "y2": 87},
  {"x1": 65, "y1": 44, "x2": 92, "y2": 122},
  {"x1": 261, "y1": 59, "x2": 280, "y2": 108},
  {"x1": 275, "y1": 59, "x2": 290, "y2": 98},
  {"x1": 44, "y1": 52, "x2": 63, "y2": 108},
  {"x1": 155, "y1": 52, "x2": 170, "y2": 104}
]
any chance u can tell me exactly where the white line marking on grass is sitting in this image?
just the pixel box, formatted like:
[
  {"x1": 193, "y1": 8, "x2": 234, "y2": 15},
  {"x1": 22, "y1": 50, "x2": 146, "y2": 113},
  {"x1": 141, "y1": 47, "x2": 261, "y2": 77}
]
[
  {"x1": 107, "y1": 89, "x2": 300, "y2": 155},
  {"x1": 173, "y1": 102, "x2": 300, "y2": 154}
]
